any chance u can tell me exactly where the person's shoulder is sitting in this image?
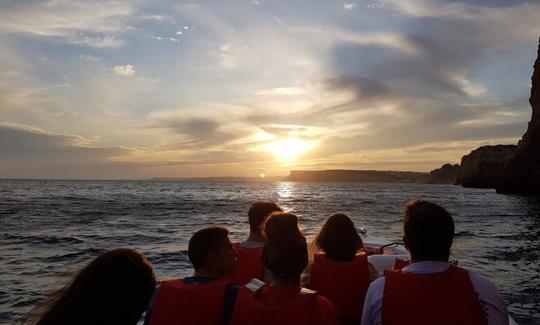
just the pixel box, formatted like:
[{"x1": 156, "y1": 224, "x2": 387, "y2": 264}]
[
  {"x1": 314, "y1": 292, "x2": 334, "y2": 308},
  {"x1": 313, "y1": 292, "x2": 340, "y2": 324},
  {"x1": 467, "y1": 270, "x2": 501, "y2": 294},
  {"x1": 369, "y1": 275, "x2": 386, "y2": 292},
  {"x1": 239, "y1": 241, "x2": 264, "y2": 249}
]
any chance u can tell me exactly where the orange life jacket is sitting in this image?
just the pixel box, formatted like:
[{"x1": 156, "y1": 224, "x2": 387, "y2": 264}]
[
  {"x1": 149, "y1": 278, "x2": 230, "y2": 325},
  {"x1": 382, "y1": 265, "x2": 487, "y2": 325},
  {"x1": 230, "y1": 282, "x2": 329, "y2": 325},
  {"x1": 307, "y1": 253, "x2": 371, "y2": 321},
  {"x1": 224, "y1": 243, "x2": 264, "y2": 285}
]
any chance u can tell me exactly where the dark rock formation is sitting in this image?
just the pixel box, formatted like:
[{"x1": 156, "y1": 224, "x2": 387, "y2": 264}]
[
  {"x1": 497, "y1": 38, "x2": 540, "y2": 195},
  {"x1": 427, "y1": 163, "x2": 460, "y2": 184},
  {"x1": 457, "y1": 145, "x2": 516, "y2": 188},
  {"x1": 286, "y1": 170, "x2": 429, "y2": 183}
]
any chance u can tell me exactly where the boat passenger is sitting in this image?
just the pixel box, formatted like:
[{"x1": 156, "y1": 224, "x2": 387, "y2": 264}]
[
  {"x1": 230, "y1": 212, "x2": 340, "y2": 325},
  {"x1": 225, "y1": 201, "x2": 282, "y2": 285},
  {"x1": 146, "y1": 226, "x2": 239, "y2": 325},
  {"x1": 306, "y1": 213, "x2": 378, "y2": 324},
  {"x1": 27, "y1": 248, "x2": 156, "y2": 325},
  {"x1": 361, "y1": 199, "x2": 509, "y2": 325}
]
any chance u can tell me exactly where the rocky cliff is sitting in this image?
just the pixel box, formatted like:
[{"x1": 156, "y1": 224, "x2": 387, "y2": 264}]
[
  {"x1": 457, "y1": 145, "x2": 516, "y2": 188},
  {"x1": 427, "y1": 163, "x2": 460, "y2": 184},
  {"x1": 497, "y1": 38, "x2": 540, "y2": 194}
]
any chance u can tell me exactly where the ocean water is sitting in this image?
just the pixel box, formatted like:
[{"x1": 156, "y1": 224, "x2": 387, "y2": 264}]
[{"x1": 0, "y1": 179, "x2": 539, "y2": 324}]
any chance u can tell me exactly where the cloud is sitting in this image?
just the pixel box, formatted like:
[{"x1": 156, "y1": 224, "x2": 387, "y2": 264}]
[
  {"x1": 380, "y1": 0, "x2": 540, "y2": 42},
  {"x1": 344, "y1": 2, "x2": 357, "y2": 10},
  {"x1": 255, "y1": 87, "x2": 306, "y2": 96},
  {"x1": 0, "y1": 0, "x2": 137, "y2": 47},
  {"x1": 79, "y1": 54, "x2": 100, "y2": 62},
  {"x1": 113, "y1": 65, "x2": 135, "y2": 77},
  {"x1": 146, "y1": 113, "x2": 243, "y2": 149},
  {"x1": 0, "y1": 123, "x2": 141, "y2": 179}
]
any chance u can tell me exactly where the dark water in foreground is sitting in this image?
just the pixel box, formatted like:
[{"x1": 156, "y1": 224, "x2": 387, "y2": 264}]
[{"x1": 0, "y1": 180, "x2": 539, "y2": 324}]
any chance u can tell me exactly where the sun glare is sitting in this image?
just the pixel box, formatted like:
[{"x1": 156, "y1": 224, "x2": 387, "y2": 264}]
[{"x1": 265, "y1": 138, "x2": 315, "y2": 162}]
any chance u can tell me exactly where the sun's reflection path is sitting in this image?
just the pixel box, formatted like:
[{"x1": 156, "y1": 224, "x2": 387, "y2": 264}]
[
  {"x1": 276, "y1": 181, "x2": 295, "y2": 200},
  {"x1": 274, "y1": 182, "x2": 313, "y2": 236}
]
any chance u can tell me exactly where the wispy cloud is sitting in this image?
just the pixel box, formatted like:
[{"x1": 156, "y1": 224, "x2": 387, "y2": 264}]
[
  {"x1": 343, "y1": 2, "x2": 357, "y2": 11},
  {"x1": 113, "y1": 65, "x2": 135, "y2": 77},
  {"x1": 0, "y1": 0, "x2": 137, "y2": 47}
]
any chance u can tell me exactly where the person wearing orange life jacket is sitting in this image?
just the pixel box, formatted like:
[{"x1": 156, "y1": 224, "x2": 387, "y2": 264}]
[
  {"x1": 361, "y1": 199, "x2": 509, "y2": 325},
  {"x1": 306, "y1": 213, "x2": 379, "y2": 325},
  {"x1": 230, "y1": 212, "x2": 340, "y2": 325},
  {"x1": 145, "y1": 226, "x2": 239, "y2": 325},
  {"x1": 224, "y1": 201, "x2": 282, "y2": 285}
]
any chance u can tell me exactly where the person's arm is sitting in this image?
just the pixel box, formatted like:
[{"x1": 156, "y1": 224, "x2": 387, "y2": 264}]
[
  {"x1": 468, "y1": 272, "x2": 509, "y2": 325},
  {"x1": 361, "y1": 278, "x2": 385, "y2": 325}
]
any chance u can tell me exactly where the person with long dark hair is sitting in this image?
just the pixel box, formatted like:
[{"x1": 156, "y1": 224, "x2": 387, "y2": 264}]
[
  {"x1": 27, "y1": 248, "x2": 156, "y2": 325},
  {"x1": 306, "y1": 213, "x2": 378, "y2": 324},
  {"x1": 230, "y1": 211, "x2": 339, "y2": 325}
]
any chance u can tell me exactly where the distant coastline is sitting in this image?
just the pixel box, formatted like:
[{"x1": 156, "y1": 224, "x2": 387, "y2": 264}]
[
  {"x1": 285, "y1": 170, "x2": 429, "y2": 183},
  {"x1": 151, "y1": 169, "x2": 431, "y2": 183}
]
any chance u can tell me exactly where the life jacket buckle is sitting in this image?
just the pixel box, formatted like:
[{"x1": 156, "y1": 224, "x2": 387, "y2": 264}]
[{"x1": 245, "y1": 278, "x2": 265, "y2": 293}]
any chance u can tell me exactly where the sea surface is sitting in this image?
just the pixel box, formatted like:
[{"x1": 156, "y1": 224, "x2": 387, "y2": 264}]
[{"x1": 0, "y1": 179, "x2": 539, "y2": 324}]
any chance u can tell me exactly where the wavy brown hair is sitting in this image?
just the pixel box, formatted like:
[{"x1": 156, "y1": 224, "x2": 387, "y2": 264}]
[
  {"x1": 262, "y1": 212, "x2": 308, "y2": 284},
  {"x1": 313, "y1": 213, "x2": 363, "y2": 262},
  {"x1": 27, "y1": 248, "x2": 156, "y2": 325}
]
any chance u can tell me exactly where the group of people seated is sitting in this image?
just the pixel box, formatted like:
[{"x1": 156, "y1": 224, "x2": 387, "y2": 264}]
[{"x1": 26, "y1": 199, "x2": 509, "y2": 325}]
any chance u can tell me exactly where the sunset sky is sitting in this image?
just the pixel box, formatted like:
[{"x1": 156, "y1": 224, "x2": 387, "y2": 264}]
[{"x1": 1, "y1": 0, "x2": 539, "y2": 179}]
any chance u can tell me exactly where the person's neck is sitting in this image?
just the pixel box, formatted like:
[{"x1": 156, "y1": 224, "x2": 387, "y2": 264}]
[
  {"x1": 410, "y1": 256, "x2": 449, "y2": 263},
  {"x1": 246, "y1": 231, "x2": 266, "y2": 243}
]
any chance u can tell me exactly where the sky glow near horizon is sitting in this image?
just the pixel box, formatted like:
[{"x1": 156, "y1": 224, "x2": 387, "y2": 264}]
[{"x1": 0, "y1": 0, "x2": 539, "y2": 179}]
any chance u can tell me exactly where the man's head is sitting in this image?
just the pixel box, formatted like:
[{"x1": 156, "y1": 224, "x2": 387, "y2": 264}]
[
  {"x1": 403, "y1": 199, "x2": 454, "y2": 262},
  {"x1": 248, "y1": 201, "x2": 282, "y2": 232},
  {"x1": 188, "y1": 226, "x2": 237, "y2": 277}
]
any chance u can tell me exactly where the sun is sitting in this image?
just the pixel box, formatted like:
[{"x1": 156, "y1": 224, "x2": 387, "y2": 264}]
[{"x1": 264, "y1": 138, "x2": 315, "y2": 162}]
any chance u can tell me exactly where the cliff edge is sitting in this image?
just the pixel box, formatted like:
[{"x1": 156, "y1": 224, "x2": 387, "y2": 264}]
[
  {"x1": 457, "y1": 145, "x2": 516, "y2": 188},
  {"x1": 497, "y1": 38, "x2": 540, "y2": 194}
]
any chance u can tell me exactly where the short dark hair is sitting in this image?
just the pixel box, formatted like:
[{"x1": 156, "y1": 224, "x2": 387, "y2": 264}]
[
  {"x1": 248, "y1": 201, "x2": 282, "y2": 232},
  {"x1": 403, "y1": 199, "x2": 454, "y2": 261},
  {"x1": 188, "y1": 227, "x2": 229, "y2": 270},
  {"x1": 315, "y1": 213, "x2": 363, "y2": 262}
]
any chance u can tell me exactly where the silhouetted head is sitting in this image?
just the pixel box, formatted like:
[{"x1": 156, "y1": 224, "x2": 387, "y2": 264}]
[
  {"x1": 31, "y1": 248, "x2": 156, "y2": 325},
  {"x1": 248, "y1": 201, "x2": 282, "y2": 232},
  {"x1": 262, "y1": 212, "x2": 307, "y2": 285},
  {"x1": 188, "y1": 226, "x2": 237, "y2": 277},
  {"x1": 403, "y1": 199, "x2": 454, "y2": 262},
  {"x1": 315, "y1": 213, "x2": 363, "y2": 262}
]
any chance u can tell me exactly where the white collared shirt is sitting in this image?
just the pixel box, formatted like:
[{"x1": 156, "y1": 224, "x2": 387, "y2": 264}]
[{"x1": 360, "y1": 261, "x2": 509, "y2": 325}]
